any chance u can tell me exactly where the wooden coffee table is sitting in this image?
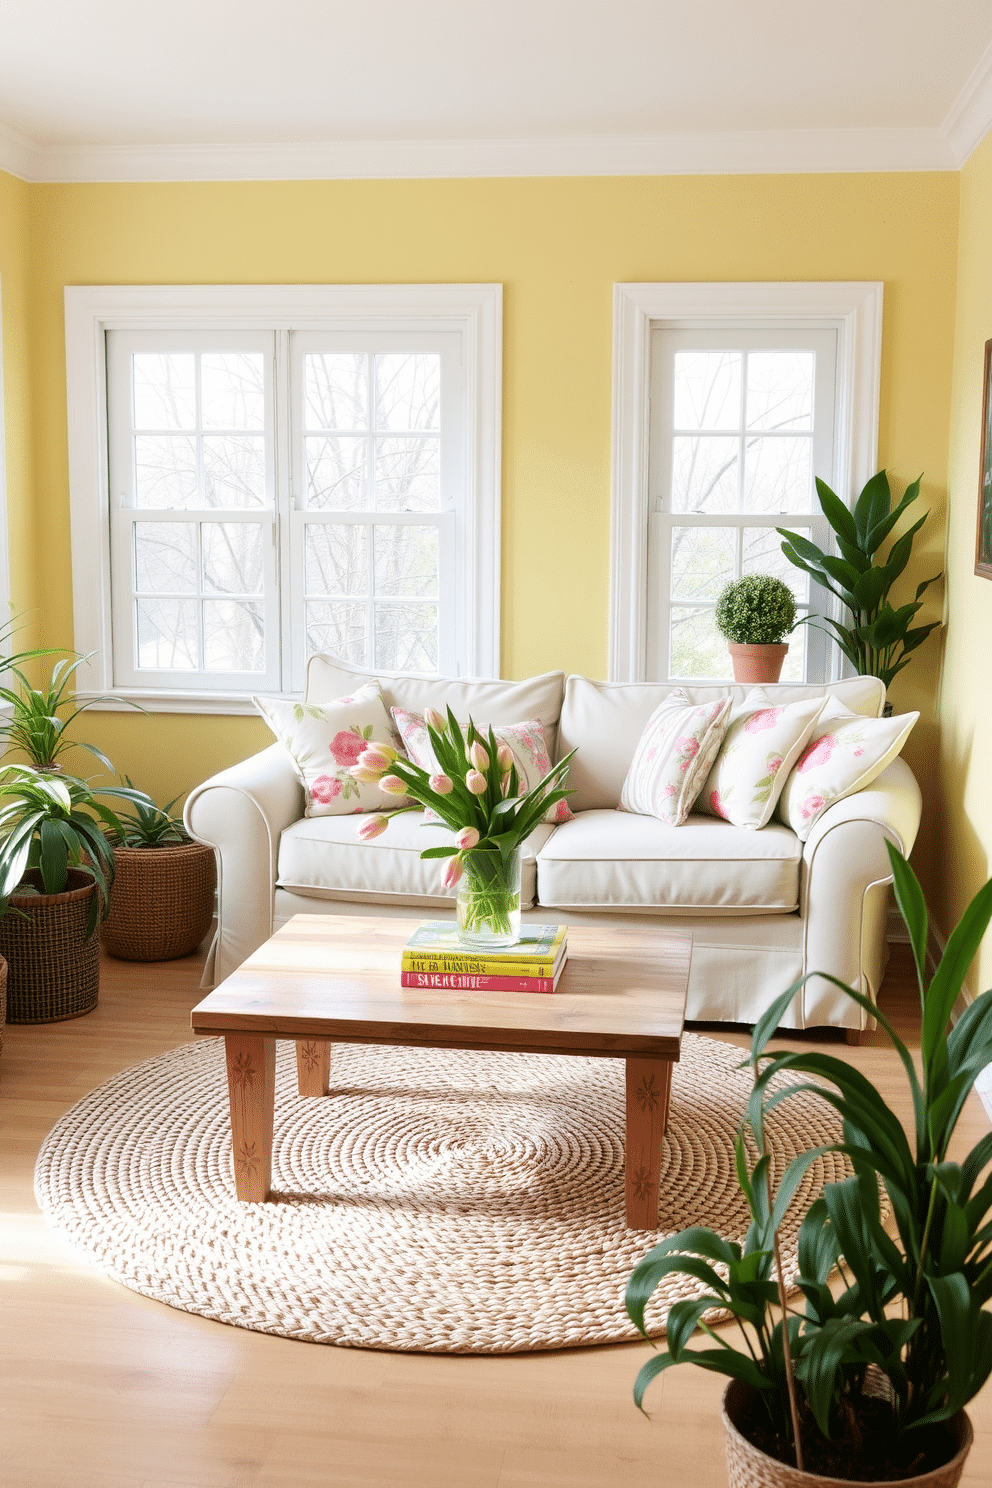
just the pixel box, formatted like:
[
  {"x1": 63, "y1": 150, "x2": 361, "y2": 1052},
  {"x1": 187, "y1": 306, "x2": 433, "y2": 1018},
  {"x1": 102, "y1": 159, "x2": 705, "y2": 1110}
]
[{"x1": 190, "y1": 914, "x2": 691, "y2": 1230}]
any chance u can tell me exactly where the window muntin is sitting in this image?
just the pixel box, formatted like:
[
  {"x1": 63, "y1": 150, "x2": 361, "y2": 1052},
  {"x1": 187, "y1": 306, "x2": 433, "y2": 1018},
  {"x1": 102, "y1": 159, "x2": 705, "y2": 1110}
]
[{"x1": 649, "y1": 328, "x2": 837, "y2": 684}]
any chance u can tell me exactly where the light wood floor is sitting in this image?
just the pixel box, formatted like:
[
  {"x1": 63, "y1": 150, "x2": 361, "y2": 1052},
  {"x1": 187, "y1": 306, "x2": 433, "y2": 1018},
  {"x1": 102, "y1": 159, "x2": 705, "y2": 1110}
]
[{"x1": 2, "y1": 943, "x2": 991, "y2": 1488}]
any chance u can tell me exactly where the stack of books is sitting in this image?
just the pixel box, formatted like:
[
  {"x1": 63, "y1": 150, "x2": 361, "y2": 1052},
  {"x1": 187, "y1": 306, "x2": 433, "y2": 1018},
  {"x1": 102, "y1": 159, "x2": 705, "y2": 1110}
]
[{"x1": 401, "y1": 922, "x2": 568, "y2": 993}]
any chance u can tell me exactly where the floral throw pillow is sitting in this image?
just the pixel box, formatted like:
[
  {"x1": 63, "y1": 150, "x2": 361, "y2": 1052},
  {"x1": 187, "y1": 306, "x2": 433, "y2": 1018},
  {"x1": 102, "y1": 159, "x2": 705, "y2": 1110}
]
[
  {"x1": 619, "y1": 692, "x2": 733, "y2": 827},
  {"x1": 254, "y1": 683, "x2": 408, "y2": 818},
  {"x1": 775, "y1": 697, "x2": 919, "y2": 841},
  {"x1": 390, "y1": 709, "x2": 573, "y2": 824},
  {"x1": 699, "y1": 692, "x2": 827, "y2": 830}
]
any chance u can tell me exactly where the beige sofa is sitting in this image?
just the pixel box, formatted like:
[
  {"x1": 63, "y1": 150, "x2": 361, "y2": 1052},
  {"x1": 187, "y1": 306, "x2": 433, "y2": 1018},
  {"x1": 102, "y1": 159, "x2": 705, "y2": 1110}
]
[{"x1": 184, "y1": 654, "x2": 922, "y2": 1035}]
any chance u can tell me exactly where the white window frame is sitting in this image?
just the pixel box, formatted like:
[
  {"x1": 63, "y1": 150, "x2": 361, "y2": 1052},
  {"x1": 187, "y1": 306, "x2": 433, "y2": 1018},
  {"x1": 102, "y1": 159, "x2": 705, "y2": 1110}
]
[
  {"x1": 609, "y1": 282, "x2": 883, "y2": 684},
  {"x1": 65, "y1": 284, "x2": 502, "y2": 713}
]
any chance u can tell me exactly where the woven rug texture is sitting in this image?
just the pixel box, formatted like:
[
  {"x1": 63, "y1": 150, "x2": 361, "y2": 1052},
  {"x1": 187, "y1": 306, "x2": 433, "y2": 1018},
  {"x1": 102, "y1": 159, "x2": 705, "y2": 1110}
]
[{"x1": 35, "y1": 1033, "x2": 858, "y2": 1354}]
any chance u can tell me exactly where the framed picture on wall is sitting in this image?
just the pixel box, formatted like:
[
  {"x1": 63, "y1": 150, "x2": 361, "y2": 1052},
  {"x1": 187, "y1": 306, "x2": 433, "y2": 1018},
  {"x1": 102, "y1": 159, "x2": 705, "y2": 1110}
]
[{"x1": 977, "y1": 338, "x2": 992, "y2": 579}]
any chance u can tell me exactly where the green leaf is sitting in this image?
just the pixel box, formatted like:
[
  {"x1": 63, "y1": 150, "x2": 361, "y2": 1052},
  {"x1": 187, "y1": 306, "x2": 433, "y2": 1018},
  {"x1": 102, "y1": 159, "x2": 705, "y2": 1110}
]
[
  {"x1": 886, "y1": 842, "x2": 928, "y2": 1003},
  {"x1": 38, "y1": 817, "x2": 68, "y2": 894},
  {"x1": 419, "y1": 845, "x2": 459, "y2": 859},
  {"x1": 814, "y1": 477, "x2": 859, "y2": 545},
  {"x1": 923, "y1": 872, "x2": 992, "y2": 1098},
  {"x1": 852, "y1": 470, "x2": 891, "y2": 547}
]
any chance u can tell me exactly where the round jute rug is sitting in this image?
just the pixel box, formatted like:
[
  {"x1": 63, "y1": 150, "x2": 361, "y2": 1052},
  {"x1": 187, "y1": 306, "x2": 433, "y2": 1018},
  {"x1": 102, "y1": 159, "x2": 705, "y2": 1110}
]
[{"x1": 35, "y1": 1033, "x2": 856, "y2": 1354}]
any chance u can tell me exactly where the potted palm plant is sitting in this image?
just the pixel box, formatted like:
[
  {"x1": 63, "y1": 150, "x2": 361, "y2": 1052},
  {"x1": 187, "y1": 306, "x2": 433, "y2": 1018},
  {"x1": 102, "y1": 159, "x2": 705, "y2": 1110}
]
[
  {"x1": 777, "y1": 471, "x2": 941, "y2": 690},
  {"x1": 0, "y1": 767, "x2": 146, "y2": 1022},
  {"x1": 101, "y1": 785, "x2": 216, "y2": 962},
  {"x1": 715, "y1": 574, "x2": 797, "y2": 683},
  {"x1": 626, "y1": 842, "x2": 991, "y2": 1486}
]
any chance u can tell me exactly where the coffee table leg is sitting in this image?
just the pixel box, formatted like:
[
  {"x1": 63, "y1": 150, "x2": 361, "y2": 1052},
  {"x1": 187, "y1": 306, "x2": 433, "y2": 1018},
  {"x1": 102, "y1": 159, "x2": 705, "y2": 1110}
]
[
  {"x1": 625, "y1": 1057, "x2": 673, "y2": 1230},
  {"x1": 296, "y1": 1038, "x2": 332, "y2": 1097},
  {"x1": 224, "y1": 1034, "x2": 276, "y2": 1202}
]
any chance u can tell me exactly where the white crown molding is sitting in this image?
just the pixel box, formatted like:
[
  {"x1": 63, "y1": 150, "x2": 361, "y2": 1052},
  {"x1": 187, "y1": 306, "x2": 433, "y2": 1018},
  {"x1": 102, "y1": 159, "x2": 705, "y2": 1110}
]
[
  {"x1": 0, "y1": 126, "x2": 965, "y2": 185},
  {"x1": 942, "y1": 38, "x2": 992, "y2": 166},
  {"x1": 0, "y1": 121, "x2": 45, "y2": 180}
]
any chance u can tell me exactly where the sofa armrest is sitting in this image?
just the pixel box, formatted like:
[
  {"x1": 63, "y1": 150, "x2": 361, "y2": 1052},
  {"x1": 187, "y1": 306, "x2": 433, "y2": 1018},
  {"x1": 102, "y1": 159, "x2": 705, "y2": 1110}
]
[
  {"x1": 184, "y1": 743, "x2": 304, "y2": 986},
  {"x1": 798, "y1": 757, "x2": 922, "y2": 1029}
]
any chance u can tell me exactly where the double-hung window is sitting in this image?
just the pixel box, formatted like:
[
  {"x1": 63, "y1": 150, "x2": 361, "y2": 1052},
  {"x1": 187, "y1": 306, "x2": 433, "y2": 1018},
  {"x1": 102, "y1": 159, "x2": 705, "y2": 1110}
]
[
  {"x1": 67, "y1": 285, "x2": 502, "y2": 710},
  {"x1": 609, "y1": 282, "x2": 884, "y2": 687}
]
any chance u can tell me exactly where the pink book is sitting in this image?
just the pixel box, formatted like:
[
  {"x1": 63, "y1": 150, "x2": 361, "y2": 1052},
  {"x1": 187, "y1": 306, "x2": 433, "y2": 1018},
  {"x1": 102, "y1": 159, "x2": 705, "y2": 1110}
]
[{"x1": 400, "y1": 962, "x2": 565, "y2": 995}]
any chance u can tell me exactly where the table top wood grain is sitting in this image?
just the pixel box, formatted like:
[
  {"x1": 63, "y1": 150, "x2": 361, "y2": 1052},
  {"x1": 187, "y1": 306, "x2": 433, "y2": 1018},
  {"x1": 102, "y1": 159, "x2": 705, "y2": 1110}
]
[{"x1": 191, "y1": 915, "x2": 692, "y2": 1059}]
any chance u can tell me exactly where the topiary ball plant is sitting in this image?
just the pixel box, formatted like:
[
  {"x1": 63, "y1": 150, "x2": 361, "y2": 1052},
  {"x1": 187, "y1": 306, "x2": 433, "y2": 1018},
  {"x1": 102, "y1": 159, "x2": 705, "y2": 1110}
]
[{"x1": 715, "y1": 573, "x2": 796, "y2": 645}]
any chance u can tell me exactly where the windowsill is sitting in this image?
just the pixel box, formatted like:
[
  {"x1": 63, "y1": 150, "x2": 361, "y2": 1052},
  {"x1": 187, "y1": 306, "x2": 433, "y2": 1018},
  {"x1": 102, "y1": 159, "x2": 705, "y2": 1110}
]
[{"x1": 77, "y1": 690, "x2": 284, "y2": 717}]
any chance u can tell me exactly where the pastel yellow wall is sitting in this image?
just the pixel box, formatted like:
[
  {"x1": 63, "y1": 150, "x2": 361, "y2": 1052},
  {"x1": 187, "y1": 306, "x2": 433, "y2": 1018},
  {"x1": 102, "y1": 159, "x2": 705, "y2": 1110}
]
[
  {"x1": 938, "y1": 132, "x2": 992, "y2": 978},
  {"x1": 0, "y1": 171, "x2": 37, "y2": 631},
  {"x1": 4, "y1": 171, "x2": 960, "y2": 897}
]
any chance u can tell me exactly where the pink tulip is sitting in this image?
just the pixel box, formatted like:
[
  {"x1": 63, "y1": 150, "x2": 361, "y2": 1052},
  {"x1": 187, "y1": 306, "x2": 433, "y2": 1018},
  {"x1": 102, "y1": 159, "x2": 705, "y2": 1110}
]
[
  {"x1": 455, "y1": 826, "x2": 479, "y2": 851},
  {"x1": 351, "y1": 764, "x2": 382, "y2": 783},
  {"x1": 359, "y1": 745, "x2": 395, "y2": 772},
  {"x1": 356, "y1": 813, "x2": 389, "y2": 841},
  {"x1": 469, "y1": 740, "x2": 489, "y2": 772},
  {"x1": 466, "y1": 769, "x2": 487, "y2": 795},
  {"x1": 441, "y1": 855, "x2": 465, "y2": 889},
  {"x1": 496, "y1": 742, "x2": 514, "y2": 772},
  {"x1": 379, "y1": 774, "x2": 408, "y2": 796},
  {"x1": 424, "y1": 706, "x2": 447, "y2": 732},
  {"x1": 429, "y1": 772, "x2": 453, "y2": 794}
]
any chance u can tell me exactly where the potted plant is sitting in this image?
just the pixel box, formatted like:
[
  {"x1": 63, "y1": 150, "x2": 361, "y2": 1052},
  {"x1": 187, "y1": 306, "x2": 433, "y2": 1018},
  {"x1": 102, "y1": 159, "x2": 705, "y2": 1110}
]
[
  {"x1": 0, "y1": 767, "x2": 145, "y2": 1022},
  {"x1": 101, "y1": 784, "x2": 216, "y2": 962},
  {"x1": 349, "y1": 707, "x2": 574, "y2": 946},
  {"x1": 778, "y1": 472, "x2": 941, "y2": 690},
  {"x1": 715, "y1": 573, "x2": 797, "y2": 683},
  {"x1": 626, "y1": 842, "x2": 991, "y2": 1486},
  {"x1": 0, "y1": 649, "x2": 120, "y2": 771}
]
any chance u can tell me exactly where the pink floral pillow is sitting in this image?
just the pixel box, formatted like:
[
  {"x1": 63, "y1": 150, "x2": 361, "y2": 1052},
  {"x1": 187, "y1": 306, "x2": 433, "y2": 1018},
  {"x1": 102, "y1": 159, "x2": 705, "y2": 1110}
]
[
  {"x1": 699, "y1": 692, "x2": 827, "y2": 830},
  {"x1": 391, "y1": 708, "x2": 573, "y2": 824},
  {"x1": 619, "y1": 692, "x2": 733, "y2": 826},
  {"x1": 254, "y1": 683, "x2": 409, "y2": 818},
  {"x1": 775, "y1": 697, "x2": 919, "y2": 841}
]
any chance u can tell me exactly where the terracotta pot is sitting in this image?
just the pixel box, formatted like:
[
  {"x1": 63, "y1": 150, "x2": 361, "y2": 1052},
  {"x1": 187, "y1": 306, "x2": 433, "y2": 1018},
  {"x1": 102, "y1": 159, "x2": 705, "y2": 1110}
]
[
  {"x1": 0, "y1": 869, "x2": 100, "y2": 1023},
  {"x1": 722, "y1": 1380, "x2": 973, "y2": 1488},
  {"x1": 101, "y1": 840, "x2": 216, "y2": 961},
  {"x1": 728, "y1": 642, "x2": 789, "y2": 684}
]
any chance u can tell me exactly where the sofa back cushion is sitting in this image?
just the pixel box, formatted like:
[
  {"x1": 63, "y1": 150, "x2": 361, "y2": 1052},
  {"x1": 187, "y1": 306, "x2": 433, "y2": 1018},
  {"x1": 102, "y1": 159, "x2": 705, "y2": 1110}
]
[
  {"x1": 305, "y1": 654, "x2": 566, "y2": 757},
  {"x1": 558, "y1": 674, "x2": 886, "y2": 814}
]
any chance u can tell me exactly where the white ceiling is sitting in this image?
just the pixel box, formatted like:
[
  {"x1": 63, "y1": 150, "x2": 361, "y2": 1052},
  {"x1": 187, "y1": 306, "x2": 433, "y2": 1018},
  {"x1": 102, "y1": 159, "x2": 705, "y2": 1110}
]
[{"x1": 2, "y1": 0, "x2": 992, "y2": 181}]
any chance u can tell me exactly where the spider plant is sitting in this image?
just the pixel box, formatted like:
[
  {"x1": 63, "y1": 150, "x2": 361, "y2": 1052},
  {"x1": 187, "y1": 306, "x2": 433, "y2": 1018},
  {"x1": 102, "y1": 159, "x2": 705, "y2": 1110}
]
[
  {"x1": 0, "y1": 766, "x2": 151, "y2": 933},
  {"x1": 109, "y1": 779, "x2": 189, "y2": 848},
  {"x1": 0, "y1": 651, "x2": 119, "y2": 770}
]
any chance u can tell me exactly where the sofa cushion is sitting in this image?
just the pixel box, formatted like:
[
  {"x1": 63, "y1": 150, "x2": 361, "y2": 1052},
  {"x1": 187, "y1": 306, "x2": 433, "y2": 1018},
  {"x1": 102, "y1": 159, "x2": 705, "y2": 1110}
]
[
  {"x1": 254, "y1": 683, "x2": 409, "y2": 818},
  {"x1": 776, "y1": 699, "x2": 920, "y2": 841},
  {"x1": 699, "y1": 692, "x2": 827, "y2": 829},
  {"x1": 277, "y1": 810, "x2": 553, "y2": 908},
  {"x1": 557, "y1": 675, "x2": 887, "y2": 814},
  {"x1": 535, "y1": 808, "x2": 802, "y2": 912},
  {"x1": 619, "y1": 693, "x2": 732, "y2": 826},
  {"x1": 305, "y1": 653, "x2": 566, "y2": 758}
]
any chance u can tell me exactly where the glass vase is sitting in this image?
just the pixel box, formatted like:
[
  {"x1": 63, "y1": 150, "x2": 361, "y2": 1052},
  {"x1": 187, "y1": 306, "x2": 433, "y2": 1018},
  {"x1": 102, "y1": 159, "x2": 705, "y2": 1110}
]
[{"x1": 456, "y1": 847, "x2": 522, "y2": 948}]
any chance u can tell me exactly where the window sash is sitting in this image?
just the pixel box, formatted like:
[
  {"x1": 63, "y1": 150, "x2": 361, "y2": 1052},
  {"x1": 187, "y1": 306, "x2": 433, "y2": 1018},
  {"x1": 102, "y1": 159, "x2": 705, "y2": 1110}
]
[
  {"x1": 647, "y1": 325, "x2": 839, "y2": 684},
  {"x1": 107, "y1": 329, "x2": 281, "y2": 692}
]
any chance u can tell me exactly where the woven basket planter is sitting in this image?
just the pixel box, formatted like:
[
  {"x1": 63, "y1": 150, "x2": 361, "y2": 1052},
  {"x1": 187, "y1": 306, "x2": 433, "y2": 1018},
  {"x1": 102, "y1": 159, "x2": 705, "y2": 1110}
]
[
  {"x1": 0, "y1": 869, "x2": 101, "y2": 1024},
  {"x1": 101, "y1": 841, "x2": 216, "y2": 962},
  {"x1": 722, "y1": 1380, "x2": 973, "y2": 1488}
]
